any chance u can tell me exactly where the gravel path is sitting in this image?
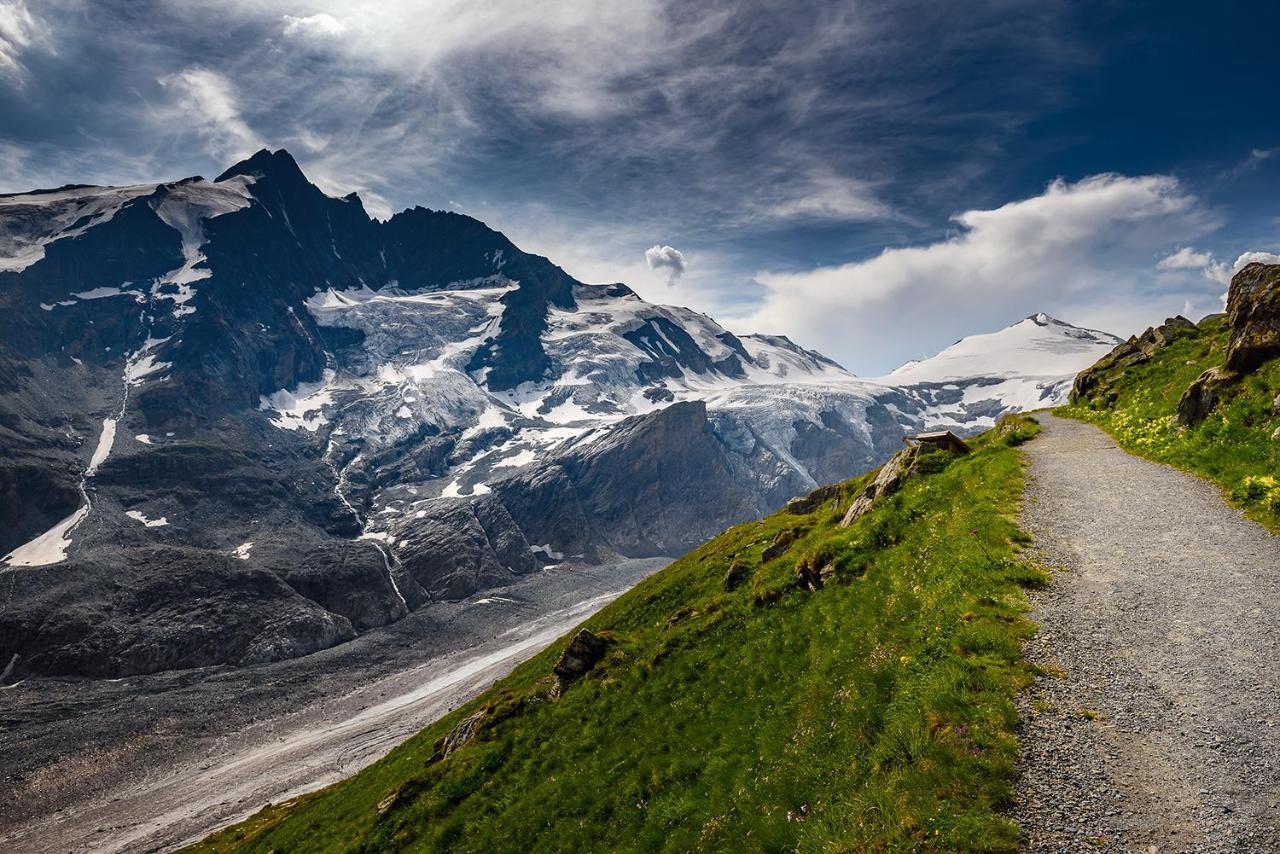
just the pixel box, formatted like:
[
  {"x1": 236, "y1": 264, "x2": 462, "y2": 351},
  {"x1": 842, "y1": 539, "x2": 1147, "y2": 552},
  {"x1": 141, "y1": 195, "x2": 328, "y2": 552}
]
[{"x1": 1013, "y1": 413, "x2": 1280, "y2": 851}]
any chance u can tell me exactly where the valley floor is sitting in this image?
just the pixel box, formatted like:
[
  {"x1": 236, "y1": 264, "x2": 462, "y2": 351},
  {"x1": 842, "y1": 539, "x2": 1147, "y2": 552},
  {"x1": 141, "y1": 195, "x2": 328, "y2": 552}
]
[
  {"x1": 0, "y1": 558, "x2": 669, "y2": 854},
  {"x1": 1013, "y1": 414, "x2": 1280, "y2": 849}
]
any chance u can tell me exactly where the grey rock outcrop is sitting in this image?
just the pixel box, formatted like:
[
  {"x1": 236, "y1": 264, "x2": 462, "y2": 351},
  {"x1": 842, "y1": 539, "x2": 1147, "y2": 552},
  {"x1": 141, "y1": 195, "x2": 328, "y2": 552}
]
[
  {"x1": 839, "y1": 446, "x2": 920, "y2": 527},
  {"x1": 1172, "y1": 262, "x2": 1280, "y2": 425},
  {"x1": 1224, "y1": 263, "x2": 1280, "y2": 374},
  {"x1": 783, "y1": 483, "x2": 843, "y2": 515},
  {"x1": 429, "y1": 710, "x2": 488, "y2": 765},
  {"x1": 1177, "y1": 366, "x2": 1236, "y2": 427},
  {"x1": 1070, "y1": 316, "x2": 1197, "y2": 405}
]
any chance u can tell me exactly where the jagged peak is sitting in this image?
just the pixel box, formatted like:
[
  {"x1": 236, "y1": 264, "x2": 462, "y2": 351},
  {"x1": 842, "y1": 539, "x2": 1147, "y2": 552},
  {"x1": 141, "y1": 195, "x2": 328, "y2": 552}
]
[{"x1": 215, "y1": 148, "x2": 307, "y2": 185}]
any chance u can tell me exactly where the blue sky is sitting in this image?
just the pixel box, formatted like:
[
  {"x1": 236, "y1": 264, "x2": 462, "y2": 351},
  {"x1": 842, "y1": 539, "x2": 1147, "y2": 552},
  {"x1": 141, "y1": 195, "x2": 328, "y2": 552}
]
[{"x1": 2, "y1": 0, "x2": 1278, "y2": 373}]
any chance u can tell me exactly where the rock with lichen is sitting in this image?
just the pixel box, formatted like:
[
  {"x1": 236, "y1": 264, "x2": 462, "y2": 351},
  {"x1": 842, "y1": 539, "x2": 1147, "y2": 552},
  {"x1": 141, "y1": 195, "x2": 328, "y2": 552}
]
[
  {"x1": 1225, "y1": 263, "x2": 1280, "y2": 374},
  {"x1": 1177, "y1": 366, "x2": 1236, "y2": 426}
]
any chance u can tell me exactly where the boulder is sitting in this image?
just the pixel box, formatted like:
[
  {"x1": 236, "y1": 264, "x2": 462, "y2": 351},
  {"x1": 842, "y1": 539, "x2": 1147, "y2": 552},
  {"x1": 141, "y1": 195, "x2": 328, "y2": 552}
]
[
  {"x1": 794, "y1": 551, "x2": 832, "y2": 593},
  {"x1": 783, "y1": 483, "x2": 843, "y2": 515},
  {"x1": 551, "y1": 629, "x2": 608, "y2": 697},
  {"x1": 839, "y1": 495, "x2": 874, "y2": 526},
  {"x1": 1225, "y1": 263, "x2": 1280, "y2": 374},
  {"x1": 1177, "y1": 367, "x2": 1235, "y2": 426},
  {"x1": 722, "y1": 559, "x2": 750, "y2": 591},
  {"x1": 762, "y1": 526, "x2": 804, "y2": 562}
]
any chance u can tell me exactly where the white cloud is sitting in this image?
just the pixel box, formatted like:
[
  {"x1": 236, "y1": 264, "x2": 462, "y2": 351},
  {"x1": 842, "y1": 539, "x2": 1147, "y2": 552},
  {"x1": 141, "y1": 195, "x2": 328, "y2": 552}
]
[
  {"x1": 1220, "y1": 146, "x2": 1278, "y2": 183},
  {"x1": 1157, "y1": 246, "x2": 1214, "y2": 271},
  {"x1": 200, "y1": 0, "x2": 672, "y2": 119},
  {"x1": 282, "y1": 13, "x2": 347, "y2": 39},
  {"x1": 157, "y1": 68, "x2": 261, "y2": 163},
  {"x1": 0, "y1": 0, "x2": 50, "y2": 84},
  {"x1": 1224, "y1": 251, "x2": 1280, "y2": 279},
  {"x1": 1156, "y1": 246, "x2": 1280, "y2": 286},
  {"x1": 738, "y1": 174, "x2": 1224, "y2": 373},
  {"x1": 645, "y1": 244, "x2": 686, "y2": 286}
]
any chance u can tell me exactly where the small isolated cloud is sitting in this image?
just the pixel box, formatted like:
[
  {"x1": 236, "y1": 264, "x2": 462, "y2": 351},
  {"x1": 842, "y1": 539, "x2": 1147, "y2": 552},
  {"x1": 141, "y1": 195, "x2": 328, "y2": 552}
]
[
  {"x1": 645, "y1": 244, "x2": 686, "y2": 286},
  {"x1": 282, "y1": 13, "x2": 347, "y2": 40},
  {"x1": 1220, "y1": 146, "x2": 1278, "y2": 183},
  {"x1": 1157, "y1": 246, "x2": 1214, "y2": 271},
  {"x1": 158, "y1": 67, "x2": 261, "y2": 163}
]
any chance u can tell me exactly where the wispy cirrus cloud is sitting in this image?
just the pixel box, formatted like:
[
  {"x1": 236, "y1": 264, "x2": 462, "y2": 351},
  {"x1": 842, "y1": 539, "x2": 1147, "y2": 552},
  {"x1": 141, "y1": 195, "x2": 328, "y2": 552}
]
[
  {"x1": 1220, "y1": 146, "x2": 1279, "y2": 183},
  {"x1": 0, "y1": 0, "x2": 51, "y2": 85},
  {"x1": 157, "y1": 68, "x2": 261, "y2": 163}
]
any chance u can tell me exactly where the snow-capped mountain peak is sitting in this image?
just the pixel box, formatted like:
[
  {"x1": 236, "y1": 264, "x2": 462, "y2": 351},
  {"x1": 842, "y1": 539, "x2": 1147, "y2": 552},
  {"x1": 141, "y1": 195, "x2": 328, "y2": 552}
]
[
  {"x1": 869, "y1": 313, "x2": 1123, "y2": 420},
  {"x1": 882, "y1": 313, "x2": 1123, "y2": 384}
]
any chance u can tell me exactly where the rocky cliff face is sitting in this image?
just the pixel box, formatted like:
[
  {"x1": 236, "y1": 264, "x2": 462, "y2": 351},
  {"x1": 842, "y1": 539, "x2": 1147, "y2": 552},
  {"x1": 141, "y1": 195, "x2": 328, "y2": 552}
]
[
  {"x1": 1225, "y1": 263, "x2": 1280, "y2": 374},
  {"x1": 1070, "y1": 316, "x2": 1198, "y2": 406},
  {"x1": 1070, "y1": 262, "x2": 1280, "y2": 428},
  {"x1": 0, "y1": 150, "x2": 1114, "y2": 680}
]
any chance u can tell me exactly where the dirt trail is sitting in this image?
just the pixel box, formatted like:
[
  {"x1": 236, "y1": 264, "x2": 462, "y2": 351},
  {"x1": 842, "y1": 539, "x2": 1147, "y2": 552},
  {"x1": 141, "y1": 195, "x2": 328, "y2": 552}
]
[{"x1": 1014, "y1": 413, "x2": 1280, "y2": 851}]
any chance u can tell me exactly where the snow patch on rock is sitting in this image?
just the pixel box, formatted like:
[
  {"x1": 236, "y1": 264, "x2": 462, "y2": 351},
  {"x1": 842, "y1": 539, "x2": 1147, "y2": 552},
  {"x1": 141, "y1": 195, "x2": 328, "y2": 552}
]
[{"x1": 125, "y1": 510, "x2": 169, "y2": 527}]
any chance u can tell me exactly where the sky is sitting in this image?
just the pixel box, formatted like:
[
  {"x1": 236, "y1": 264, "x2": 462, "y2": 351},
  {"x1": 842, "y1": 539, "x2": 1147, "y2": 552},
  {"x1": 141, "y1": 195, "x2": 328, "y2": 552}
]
[{"x1": 2, "y1": 0, "x2": 1279, "y2": 374}]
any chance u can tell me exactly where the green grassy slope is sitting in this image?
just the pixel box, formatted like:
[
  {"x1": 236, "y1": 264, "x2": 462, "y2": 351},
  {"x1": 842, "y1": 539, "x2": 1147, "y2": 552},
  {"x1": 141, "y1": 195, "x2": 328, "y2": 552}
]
[
  {"x1": 1063, "y1": 315, "x2": 1280, "y2": 534},
  {"x1": 193, "y1": 416, "x2": 1044, "y2": 853}
]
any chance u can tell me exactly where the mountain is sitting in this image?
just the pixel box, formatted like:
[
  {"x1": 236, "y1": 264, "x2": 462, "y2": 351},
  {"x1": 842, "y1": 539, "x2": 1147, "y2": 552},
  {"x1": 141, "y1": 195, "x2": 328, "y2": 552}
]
[
  {"x1": 877, "y1": 312, "x2": 1123, "y2": 415},
  {"x1": 190, "y1": 265, "x2": 1280, "y2": 852},
  {"x1": 0, "y1": 150, "x2": 1114, "y2": 680}
]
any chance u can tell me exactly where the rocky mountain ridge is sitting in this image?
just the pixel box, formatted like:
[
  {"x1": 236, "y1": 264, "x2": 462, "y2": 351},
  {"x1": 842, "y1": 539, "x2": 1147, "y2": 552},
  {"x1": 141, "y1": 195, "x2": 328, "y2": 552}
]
[{"x1": 0, "y1": 150, "x2": 1118, "y2": 679}]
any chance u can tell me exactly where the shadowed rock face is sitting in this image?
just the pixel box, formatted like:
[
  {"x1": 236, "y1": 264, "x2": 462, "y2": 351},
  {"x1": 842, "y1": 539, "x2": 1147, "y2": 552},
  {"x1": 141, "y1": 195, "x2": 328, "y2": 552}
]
[
  {"x1": 1225, "y1": 263, "x2": 1280, "y2": 374},
  {"x1": 1177, "y1": 366, "x2": 1235, "y2": 427},
  {"x1": 497, "y1": 401, "x2": 775, "y2": 560}
]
